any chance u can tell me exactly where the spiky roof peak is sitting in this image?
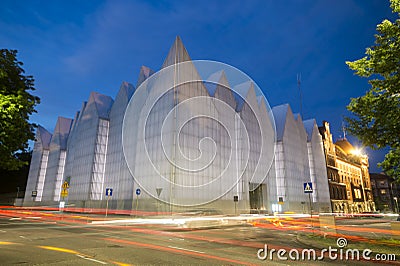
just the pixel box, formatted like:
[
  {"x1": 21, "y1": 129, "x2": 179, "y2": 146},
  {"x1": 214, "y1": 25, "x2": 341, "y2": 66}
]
[
  {"x1": 53, "y1": 117, "x2": 73, "y2": 149},
  {"x1": 136, "y1": 66, "x2": 154, "y2": 88},
  {"x1": 87, "y1": 92, "x2": 114, "y2": 119},
  {"x1": 36, "y1": 126, "x2": 52, "y2": 149},
  {"x1": 303, "y1": 119, "x2": 317, "y2": 142},
  {"x1": 162, "y1": 36, "x2": 192, "y2": 68},
  {"x1": 272, "y1": 104, "x2": 291, "y2": 142}
]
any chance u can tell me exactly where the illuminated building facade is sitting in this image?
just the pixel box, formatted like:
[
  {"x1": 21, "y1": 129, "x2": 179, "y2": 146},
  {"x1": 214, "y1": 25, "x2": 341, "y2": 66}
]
[
  {"x1": 24, "y1": 37, "x2": 331, "y2": 214},
  {"x1": 319, "y1": 121, "x2": 375, "y2": 213},
  {"x1": 272, "y1": 105, "x2": 331, "y2": 213},
  {"x1": 370, "y1": 173, "x2": 400, "y2": 213}
]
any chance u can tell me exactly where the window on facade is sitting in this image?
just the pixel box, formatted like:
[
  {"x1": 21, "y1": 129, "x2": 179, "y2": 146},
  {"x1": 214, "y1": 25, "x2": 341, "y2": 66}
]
[
  {"x1": 379, "y1": 181, "x2": 385, "y2": 186},
  {"x1": 380, "y1": 189, "x2": 386, "y2": 195},
  {"x1": 354, "y1": 189, "x2": 362, "y2": 199}
]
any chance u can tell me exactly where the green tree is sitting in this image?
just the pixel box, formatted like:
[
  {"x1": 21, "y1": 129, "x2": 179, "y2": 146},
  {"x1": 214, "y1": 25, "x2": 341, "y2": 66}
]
[
  {"x1": 0, "y1": 49, "x2": 40, "y2": 170},
  {"x1": 346, "y1": 0, "x2": 400, "y2": 181}
]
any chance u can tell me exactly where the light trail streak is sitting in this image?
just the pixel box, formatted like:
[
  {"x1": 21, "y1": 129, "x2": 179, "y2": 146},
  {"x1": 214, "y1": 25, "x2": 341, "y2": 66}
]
[{"x1": 104, "y1": 237, "x2": 257, "y2": 266}]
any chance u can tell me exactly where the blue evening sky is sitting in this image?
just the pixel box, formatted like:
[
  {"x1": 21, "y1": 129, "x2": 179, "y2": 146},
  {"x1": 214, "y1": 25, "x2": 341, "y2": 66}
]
[{"x1": 0, "y1": 0, "x2": 396, "y2": 172}]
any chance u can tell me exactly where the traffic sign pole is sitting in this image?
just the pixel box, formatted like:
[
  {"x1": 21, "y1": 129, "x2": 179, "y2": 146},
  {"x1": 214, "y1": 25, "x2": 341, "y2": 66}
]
[
  {"x1": 60, "y1": 181, "x2": 69, "y2": 214},
  {"x1": 303, "y1": 182, "x2": 314, "y2": 231},
  {"x1": 156, "y1": 188, "x2": 162, "y2": 216},
  {"x1": 104, "y1": 188, "x2": 113, "y2": 217},
  {"x1": 135, "y1": 188, "x2": 141, "y2": 217},
  {"x1": 105, "y1": 196, "x2": 109, "y2": 217},
  {"x1": 233, "y1": 196, "x2": 238, "y2": 215},
  {"x1": 303, "y1": 182, "x2": 313, "y2": 218},
  {"x1": 135, "y1": 195, "x2": 138, "y2": 217}
]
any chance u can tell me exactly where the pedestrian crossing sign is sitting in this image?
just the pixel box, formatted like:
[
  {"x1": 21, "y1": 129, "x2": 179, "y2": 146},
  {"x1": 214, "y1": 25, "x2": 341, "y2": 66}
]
[{"x1": 304, "y1": 182, "x2": 313, "y2": 193}]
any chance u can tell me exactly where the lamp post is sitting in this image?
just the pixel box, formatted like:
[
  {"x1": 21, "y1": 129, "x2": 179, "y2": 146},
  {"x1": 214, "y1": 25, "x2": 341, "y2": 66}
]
[{"x1": 391, "y1": 181, "x2": 399, "y2": 213}]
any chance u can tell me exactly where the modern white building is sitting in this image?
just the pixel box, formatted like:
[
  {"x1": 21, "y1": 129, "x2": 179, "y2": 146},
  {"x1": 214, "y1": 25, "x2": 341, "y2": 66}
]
[
  {"x1": 24, "y1": 37, "x2": 331, "y2": 214},
  {"x1": 41, "y1": 117, "x2": 73, "y2": 202},
  {"x1": 24, "y1": 126, "x2": 52, "y2": 202}
]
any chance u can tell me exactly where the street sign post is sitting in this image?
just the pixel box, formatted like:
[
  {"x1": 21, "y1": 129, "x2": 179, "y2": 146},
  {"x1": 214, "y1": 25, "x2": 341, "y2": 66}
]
[
  {"x1": 135, "y1": 188, "x2": 141, "y2": 216},
  {"x1": 60, "y1": 181, "x2": 69, "y2": 212},
  {"x1": 156, "y1": 188, "x2": 162, "y2": 215},
  {"x1": 105, "y1": 188, "x2": 113, "y2": 217},
  {"x1": 60, "y1": 181, "x2": 69, "y2": 197},
  {"x1": 31, "y1": 190, "x2": 37, "y2": 207},
  {"x1": 233, "y1": 196, "x2": 238, "y2": 215},
  {"x1": 59, "y1": 180, "x2": 70, "y2": 213},
  {"x1": 304, "y1": 182, "x2": 313, "y2": 218}
]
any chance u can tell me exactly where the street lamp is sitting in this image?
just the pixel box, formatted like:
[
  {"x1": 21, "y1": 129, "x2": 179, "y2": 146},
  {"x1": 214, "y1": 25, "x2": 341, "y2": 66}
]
[{"x1": 390, "y1": 181, "x2": 399, "y2": 213}]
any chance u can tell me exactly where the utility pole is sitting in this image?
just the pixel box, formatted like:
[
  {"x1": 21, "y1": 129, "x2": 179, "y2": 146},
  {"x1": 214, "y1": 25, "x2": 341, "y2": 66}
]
[
  {"x1": 297, "y1": 73, "x2": 303, "y2": 118},
  {"x1": 342, "y1": 121, "x2": 347, "y2": 139}
]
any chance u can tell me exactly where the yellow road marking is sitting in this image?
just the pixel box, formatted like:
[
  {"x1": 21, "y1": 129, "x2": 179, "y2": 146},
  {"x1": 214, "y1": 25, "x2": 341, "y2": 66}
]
[
  {"x1": 0, "y1": 241, "x2": 17, "y2": 245},
  {"x1": 38, "y1": 245, "x2": 78, "y2": 254},
  {"x1": 112, "y1": 262, "x2": 133, "y2": 266}
]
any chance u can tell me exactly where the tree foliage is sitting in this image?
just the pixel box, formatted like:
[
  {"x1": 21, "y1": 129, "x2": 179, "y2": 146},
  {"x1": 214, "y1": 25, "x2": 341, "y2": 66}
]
[
  {"x1": 346, "y1": 0, "x2": 400, "y2": 181},
  {"x1": 0, "y1": 49, "x2": 40, "y2": 170}
]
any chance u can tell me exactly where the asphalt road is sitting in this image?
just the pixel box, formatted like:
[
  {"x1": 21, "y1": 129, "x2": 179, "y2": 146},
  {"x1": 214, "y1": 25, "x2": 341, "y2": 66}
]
[{"x1": 0, "y1": 210, "x2": 398, "y2": 265}]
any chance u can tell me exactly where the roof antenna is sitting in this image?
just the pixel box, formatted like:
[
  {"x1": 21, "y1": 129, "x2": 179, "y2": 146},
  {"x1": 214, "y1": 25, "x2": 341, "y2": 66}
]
[
  {"x1": 297, "y1": 73, "x2": 303, "y2": 118},
  {"x1": 342, "y1": 121, "x2": 347, "y2": 140}
]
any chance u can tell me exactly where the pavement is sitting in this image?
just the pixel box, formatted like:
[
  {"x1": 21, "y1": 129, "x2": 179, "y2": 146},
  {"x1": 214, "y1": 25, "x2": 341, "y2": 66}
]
[{"x1": 1, "y1": 206, "x2": 399, "y2": 265}]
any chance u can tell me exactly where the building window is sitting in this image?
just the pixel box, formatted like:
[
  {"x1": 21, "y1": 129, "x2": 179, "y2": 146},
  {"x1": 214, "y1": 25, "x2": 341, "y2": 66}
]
[
  {"x1": 35, "y1": 150, "x2": 49, "y2": 201},
  {"x1": 354, "y1": 189, "x2": 362, "y2": 199},
  {"x1": 90, "y1": 119, "x2": 109, "y2": 200},
  {"x1": 380, "y1": 189, "x2": 387, "y2": 195},
  {"x1": 379, "y1": 181, "x2": 386, "y2": 186}
]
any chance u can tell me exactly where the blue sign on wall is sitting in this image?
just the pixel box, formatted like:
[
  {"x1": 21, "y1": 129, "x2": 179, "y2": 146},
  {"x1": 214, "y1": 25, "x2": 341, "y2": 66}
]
[{"x1": 136, "y1": 188, "x2": 141, "y2": 196}]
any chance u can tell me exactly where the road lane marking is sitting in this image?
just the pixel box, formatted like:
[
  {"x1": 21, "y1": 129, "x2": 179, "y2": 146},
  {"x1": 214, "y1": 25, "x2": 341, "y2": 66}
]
[
  {"x1": 38, "y1": 245, "x2": 77, "y2": 254},
  {"x1": 111, "y1": 261, "x2": 132, "y2": 266},
  {"x1": 168, "y1": 246, "x2": 205, "y2": 254},
  {"x1": 76, "y1": 254, "x2": 107, "y2": 264},
  {"x1": 0, "y1": 230, "x2": 6, "y2": 232},
  {"x1": 104, "y1": 238, "x2": 255, "y2": 266},
  {"x1": 10, "y1": 217, "x2": 21, "y2": 220},
  {"x1": 0, "y1": 241, "x2": 17, "y2": 245},
  {"x1": 38, "y1": 245, "x2": 111, "y2": 265}
]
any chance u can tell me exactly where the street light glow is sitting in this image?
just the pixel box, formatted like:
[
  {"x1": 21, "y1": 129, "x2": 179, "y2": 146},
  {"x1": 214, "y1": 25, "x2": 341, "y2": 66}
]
[{"x1": 352, "y1": 148, "x2": 362, "y2": 156}]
